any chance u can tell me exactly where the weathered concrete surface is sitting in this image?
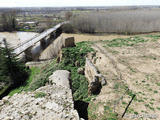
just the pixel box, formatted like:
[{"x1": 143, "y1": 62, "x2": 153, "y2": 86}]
[
  {"x1": 0, "y1": 70, "x2": 81, "y2": 120},
  {"x1": 49, "y1": 70, "x2": 71, "y2": 89},
  {"x1": 85, "y1": 58, "x2": 106, "y2": 94},
  {"x1": 39, "y1": 34, "x2": 75, "y2": 60}
]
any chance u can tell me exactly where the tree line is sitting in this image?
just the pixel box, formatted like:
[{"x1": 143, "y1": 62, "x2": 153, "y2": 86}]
[{"x1": 0, "y1": 10, "x2": 18, "y2": 32}]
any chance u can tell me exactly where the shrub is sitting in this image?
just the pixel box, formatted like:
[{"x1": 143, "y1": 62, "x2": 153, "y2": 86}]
[
  {"x1": 62, "y1": 23, "x2": 74, "y2": 33},
  {"x1": 34, "y1": 92, "x2": 46, "y2": 98},
  {"x1": 0, "y1": 40, "x2": 29, "y2": 96}
]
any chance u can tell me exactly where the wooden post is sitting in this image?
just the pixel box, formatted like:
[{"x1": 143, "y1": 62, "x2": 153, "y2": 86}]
[{"x1": 122, "y1": 94, "x2": 136, "y2": 118}]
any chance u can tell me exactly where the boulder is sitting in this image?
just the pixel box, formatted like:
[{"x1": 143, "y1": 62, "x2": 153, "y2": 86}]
[
  {"x1": 63, "y1": 37, "x2": 75, "y2": 47},
  {"x1": 77, "y1": 67, "x2": 85, "y2": 75},
  {"x1": 49, "y1": 70, "x2": 71, "y2": 89}
]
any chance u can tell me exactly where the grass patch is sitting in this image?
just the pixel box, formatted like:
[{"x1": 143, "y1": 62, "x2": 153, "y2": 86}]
[
  {"x1": 122, "y1": 101, "x2": 127, "y2": 105},
  {"x1": 103, "y1": 36, "x2": 148, "y2": 47},
  {"x1": 156, "y1": 82, "x2": 160, "y2": 86},
  {"x1": 153, "y1": 90, "x2": 158, "y2": 94},
  {"x1": 103, "y1": 105, "x2": 118, "y2": 120},
  {"x1": 34, "y1": 92, "x2": 46, "y2": 98},
  {"x1": 58, "y1": 41, "x2": 94, "y2": 101},
  {"x1": 145, "y1": 104, "x2": 155, "y2": 111},
  {"x1": 157, "y1": 107, "x2": 160, "y2": 111},
  {"x1": 145, "y1": 34, "x2": 160, "y2": 41},
  {"x1": 9, "y1": 67, "x2": 40, "y2": 96}
]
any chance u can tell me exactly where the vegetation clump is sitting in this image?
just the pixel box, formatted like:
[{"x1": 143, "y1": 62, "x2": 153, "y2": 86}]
[
  {"x1": 103, "y1": 36, "x2": 148, "y2": 47},
  {"x1": 28, "y1": 41, "x2": 94, "y2": 101},
  {"x1": 0, "y1": 42, "x2": 29, "y2": 97},
  {"x1": 34, "y1": 92, "x2": 46, "y2": 98}
]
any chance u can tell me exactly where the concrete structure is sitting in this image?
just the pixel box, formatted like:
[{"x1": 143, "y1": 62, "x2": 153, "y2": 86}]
[{"x1": 11, "y1": 22, "x2": 68, "y2": 60}]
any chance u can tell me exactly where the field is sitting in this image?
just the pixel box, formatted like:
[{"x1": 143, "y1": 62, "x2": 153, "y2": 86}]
[
  {"x1": 64, "y1": 33, "x2": 160, "y2": 119},
  {"x1": 1, "y1": 6, "x2": 160, "y2": 120}
]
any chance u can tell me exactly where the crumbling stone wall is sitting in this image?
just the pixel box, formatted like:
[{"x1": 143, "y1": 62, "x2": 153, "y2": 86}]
[
  {"x1": 0, "y1": 70, "x2": 82, "y2": 120},
  {"x1": 39, "y1": 35, "x2": 75, "y2": 60},
  {"x1": 85, "y1": 58, "x2": 106, "y2": 94}
]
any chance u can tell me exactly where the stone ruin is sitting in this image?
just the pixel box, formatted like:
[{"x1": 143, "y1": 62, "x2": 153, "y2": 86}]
[
  {"x1": 0, "y1": 70, "x2": 83, "y2": 120},
  {"x1": 85, "y1": 58, "x2": 106, "y2": 95}
]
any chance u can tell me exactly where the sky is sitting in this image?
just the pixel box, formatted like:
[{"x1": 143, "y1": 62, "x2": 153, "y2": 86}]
[{"x1": 0, "y1": 0, "x2": 159, "y2": 7}]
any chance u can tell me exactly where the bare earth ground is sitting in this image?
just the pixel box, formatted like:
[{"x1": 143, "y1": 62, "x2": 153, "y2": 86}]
[
  {"x1": 62, "y1": 33, "x2": 132, "y2": 43},
  {"x1": 64, "y1": 33, "x2": 160, "y2": 120},
  {"x1": 62, "y1": 33, "x2": 160, "y2": 43}
]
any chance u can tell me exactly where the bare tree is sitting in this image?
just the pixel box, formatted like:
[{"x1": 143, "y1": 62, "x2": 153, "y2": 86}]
[
  {"x1": 46, "y1": 17, "x2": 53, "y2": 28},
  {"x1": 1, "y1": 10, "x2": 18, "y2": 32},
  {"x1": 65, "y1": 11, "x2": 73, "y2": 21},
  {"x1": 71, "y1": 9, "x2": 160, "y2": 34}
]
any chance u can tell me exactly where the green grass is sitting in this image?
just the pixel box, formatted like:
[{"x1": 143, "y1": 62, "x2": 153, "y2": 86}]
[
  {"x1": 18, "y1": 28, "x2": 35, "y2": 32},
  {"x1": 0, "y1": 85, "x2": 10, "y2": 97},
  {"x1": 122, "y1": 101, "x2": 127, "y2": 105},
  {"x1": 103, "y1": 36, "x2": 148, "y2": 47},
  {"x1": 157, "y1": 107, "x2": 160, "y2": 111},
  {"x1": 27, "y1": 41, "x2": 94, "y2": 101},
  {"x1": 145, "y1": 104, "x2": 155, "y2": 111},
  {"x1": 34, "y1": 92, "x2": 46, "y2": 98},
  {"x1": 145, "y1": 34, "x2": 160, "y2": 41},
  {"x1": 8, "y1": 67, "x2": 40, "y2": 96},
  {"x1": 58, "y1": 41, "x2": 94, "y2": 101},
  {"x1": 156, "y1": 82, "x2": 160, "y2": 86},
  {"x1": 154, "y1": 90, "x2": 158, "y2": 94},
  {"x1": 103, "y1": 105, "x2": 118, "y2": 120}
]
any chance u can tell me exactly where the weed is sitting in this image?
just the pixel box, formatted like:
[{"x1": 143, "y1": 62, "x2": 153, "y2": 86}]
[
  {"x1": 148, "y1": 88, "x2": 152, "y2": 91},
  {"x1": 127, "y1": 90, "x2": 134, "y2": 97},
  {"x1": 103, "y1": 105, "x2": 118, "y2": 120},
  {"x1": 149, "y1": 102, "x2": 153, "y2": 105},
  {"x1": 34, "y1": 92, "x2": 46, "y2": 98},
  {"x1": 122, "y1": 101, "x2": 127, "y2": 105},
  {"x1": 154, "y1": 90, "x2": 158, "y2": 94},
  {"x1": 113, "y1": 83, "x2": 120, "y2": 90},
  {"x1": 156, "y1": 82, "x2": 160, "y2": 86},
  {"x1": 138, "y1": 99, "x2": 144, "y2": 102},
  {"x1": 145, "y1": 34, "x2": 160, "y2": 41},
  {"x1": 157, "y1": 107, "x2": 160, "y2": 111},
  {"x1": 104, "y1": 36, "x2": 148, "y2": 47},
  {"x1": 145, "y1": 104, "x2": 155, "y2": 111},
  {"x1": 134, "y1": 112, "x2": 138, "y2": 115}
]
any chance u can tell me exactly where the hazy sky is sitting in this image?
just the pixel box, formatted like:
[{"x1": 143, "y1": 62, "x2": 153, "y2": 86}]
[{"x1": 0, "y1": 0, "x2": 159, "y2": 7}]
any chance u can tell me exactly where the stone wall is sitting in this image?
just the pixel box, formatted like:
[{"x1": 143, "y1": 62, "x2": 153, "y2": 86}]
[
  {"x1": 0, "y1": 70, "x2": 82, "y2": 120},
  {"x1": 39, "y1": 35, "x2": 75, "y2": 60},
  {"x1": 85, "y1": 58, "x2": 106, "y2": 94}
]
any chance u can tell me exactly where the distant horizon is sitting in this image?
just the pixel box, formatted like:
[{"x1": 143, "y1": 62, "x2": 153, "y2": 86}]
[
  {"x1": 0, "y1": 0, "x2": 159, "y2": 7},
  {"x1": 0, "y1": 5, "x2": 160, "y2": 8}
]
